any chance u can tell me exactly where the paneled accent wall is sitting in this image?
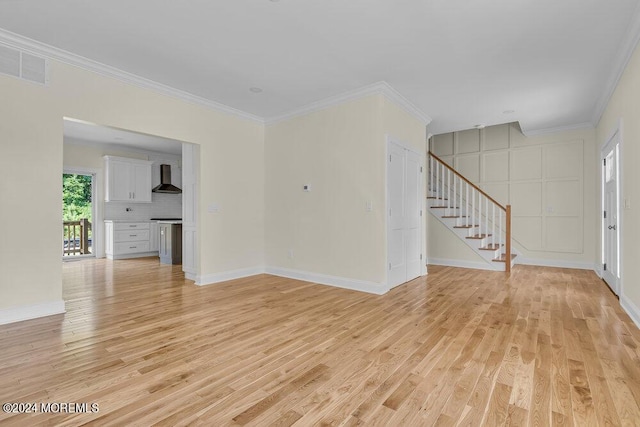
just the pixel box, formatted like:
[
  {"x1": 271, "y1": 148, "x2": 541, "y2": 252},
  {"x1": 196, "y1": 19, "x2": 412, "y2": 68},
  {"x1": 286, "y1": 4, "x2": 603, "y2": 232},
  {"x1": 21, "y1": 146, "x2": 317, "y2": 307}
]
[{"x1": 431, "y1": 123, "x2": 584, "y2": 254}]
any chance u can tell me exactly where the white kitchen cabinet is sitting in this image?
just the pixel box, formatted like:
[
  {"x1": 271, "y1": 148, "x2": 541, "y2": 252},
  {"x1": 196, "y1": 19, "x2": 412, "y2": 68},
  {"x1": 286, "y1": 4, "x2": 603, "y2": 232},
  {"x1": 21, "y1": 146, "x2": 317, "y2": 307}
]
[
  {"x1": 104, "y1": 156, "x2": 153, "y2": 202},
  {"x1": 105, "y1": 221, "x2": 158, "y2": 259}
]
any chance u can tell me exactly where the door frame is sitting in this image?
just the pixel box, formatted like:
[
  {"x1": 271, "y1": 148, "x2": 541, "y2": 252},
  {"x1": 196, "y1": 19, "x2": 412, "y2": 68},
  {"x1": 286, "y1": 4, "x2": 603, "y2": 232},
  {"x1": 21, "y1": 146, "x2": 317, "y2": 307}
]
[
  {"x1": 62, "y1": 167, "x2": 103, "y2": 259},
  {"x1": 600, "y1": 119, "x2": 623, "y2": 295},
  {"x1": 385, "y1": 135, "x2": 426, "y2": 289}
]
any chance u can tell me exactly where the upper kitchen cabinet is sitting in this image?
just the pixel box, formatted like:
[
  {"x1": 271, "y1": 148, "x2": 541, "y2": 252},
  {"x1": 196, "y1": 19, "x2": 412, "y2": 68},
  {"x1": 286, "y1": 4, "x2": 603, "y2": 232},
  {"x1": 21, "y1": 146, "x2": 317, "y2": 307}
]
[{"x1": 104, "y1": 156, "x2": 153, "y2": 202}]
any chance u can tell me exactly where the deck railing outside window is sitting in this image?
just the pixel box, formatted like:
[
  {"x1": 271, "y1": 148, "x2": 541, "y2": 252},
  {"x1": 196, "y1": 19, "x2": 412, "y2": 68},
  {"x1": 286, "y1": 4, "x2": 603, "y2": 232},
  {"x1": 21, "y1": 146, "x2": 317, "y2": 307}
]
[{"x1": 63, "y1": 218, "x2": 91, "y2": 256}]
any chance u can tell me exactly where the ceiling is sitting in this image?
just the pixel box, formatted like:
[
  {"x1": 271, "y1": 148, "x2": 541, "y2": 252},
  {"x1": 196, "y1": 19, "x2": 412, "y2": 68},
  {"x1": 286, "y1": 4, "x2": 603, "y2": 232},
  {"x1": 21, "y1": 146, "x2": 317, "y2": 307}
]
[
  {"x1": 1, "y1": 0, "x2": 639, "y2": 135},
  {"x1": 64, "y1": 119, "x2": 183, "y2": 155}
]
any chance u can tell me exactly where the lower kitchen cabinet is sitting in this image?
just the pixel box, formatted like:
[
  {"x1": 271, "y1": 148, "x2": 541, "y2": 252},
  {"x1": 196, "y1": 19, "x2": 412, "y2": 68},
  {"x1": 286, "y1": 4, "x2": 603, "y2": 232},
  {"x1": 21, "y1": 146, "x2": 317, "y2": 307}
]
[{"x1": 105, "y1": 221, "x2": 159, "y2": 259}]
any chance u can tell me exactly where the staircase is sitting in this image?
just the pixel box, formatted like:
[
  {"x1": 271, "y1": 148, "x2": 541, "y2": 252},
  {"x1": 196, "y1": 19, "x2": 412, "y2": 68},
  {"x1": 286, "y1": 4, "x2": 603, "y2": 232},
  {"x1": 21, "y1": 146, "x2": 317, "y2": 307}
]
[{"x1": 428, "y1": 151, "x2": 516, "y2": 272}]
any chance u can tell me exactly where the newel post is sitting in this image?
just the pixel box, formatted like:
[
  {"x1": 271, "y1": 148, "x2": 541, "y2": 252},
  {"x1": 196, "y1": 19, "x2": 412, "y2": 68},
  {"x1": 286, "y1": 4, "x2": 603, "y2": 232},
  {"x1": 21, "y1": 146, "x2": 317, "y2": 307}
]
[{"x1": 81, "y1": 218, "x2": 90, "y2": 255}]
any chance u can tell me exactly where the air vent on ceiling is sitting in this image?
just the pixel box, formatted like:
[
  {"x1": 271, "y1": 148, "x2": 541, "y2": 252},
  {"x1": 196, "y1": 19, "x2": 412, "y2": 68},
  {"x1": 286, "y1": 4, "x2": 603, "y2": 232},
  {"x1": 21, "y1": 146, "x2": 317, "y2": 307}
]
[{"x1": 0, "y1": 44, "x2": 48, "y2": 85}]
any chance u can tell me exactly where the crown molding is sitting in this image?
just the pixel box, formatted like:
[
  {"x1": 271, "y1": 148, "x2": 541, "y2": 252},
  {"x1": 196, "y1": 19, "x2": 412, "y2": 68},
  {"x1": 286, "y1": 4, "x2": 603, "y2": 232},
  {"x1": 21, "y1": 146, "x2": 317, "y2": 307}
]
[
  {"x1": 0, "y1": 30, "x2": 433, "y2": 128},
  {"x1": 0, "y1": 28, "x2": 264, "y2": 124},
  {"x1": 520, "y1": 121, "x2": 594, "y2": 137},
  {"x1": 265, "y1": 81, "x2": 432, "y2": 126},
  {"x1": 591, "y1": 3, "x2": 640, "y2": 126}
]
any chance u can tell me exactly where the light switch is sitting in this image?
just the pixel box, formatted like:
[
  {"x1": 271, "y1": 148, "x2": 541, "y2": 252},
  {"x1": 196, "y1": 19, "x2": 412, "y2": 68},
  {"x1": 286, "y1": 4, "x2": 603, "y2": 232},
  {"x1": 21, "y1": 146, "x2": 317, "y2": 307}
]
[
  {"x1": 303, "y1": 184, "x2": 311, "y2": 192},
  {"x1": 624, "y1": 198, "x2": 631, "y2": 209},
  {"x1": 366, "y1": 201, "x2": 373, "y2": 212}
]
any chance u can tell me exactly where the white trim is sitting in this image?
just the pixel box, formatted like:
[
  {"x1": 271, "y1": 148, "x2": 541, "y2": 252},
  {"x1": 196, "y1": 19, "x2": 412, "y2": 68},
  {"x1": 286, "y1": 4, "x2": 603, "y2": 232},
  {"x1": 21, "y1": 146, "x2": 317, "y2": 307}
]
[
  {"x1": 521, "y1": 122, "x2": 594, "y2": 137},
  {"x1": 599, "y1": 118, "x2": 624, "y2": 296},
  {"x1": 592, "y1": 3, "x2": 640, "y2": 126},
  {"x1": 192, "y1": 265, "x2": 388, "y2": 294},
  {"x1": 428, "y1": 256, "x2": 595, "y2": 272},
  {"x1": 0, "y1": 300, "x2": 66, "y2": 325},
  {"x1": 194, "y1": 266, "x2": 266, "y2": 286},
  {"x1": 516, "y1": 257, "x2": 596, "y2": 271},
  {"x1": 265, "y1": 267, "x2": 388, "y2": 295},
  {"x1": 265, "y1": 81, "x2": 432, "y2": 126},
  {"x1": 106, "y1": 252, "x2": 158, "y2": 260},
  {"x1": 427, "y1": 257, "x2": 498, "y2": 271},
  {"x1": 621, "y1": 295, "x2": 640, "y2": 330},
  {"x1": 595, "y1": 265, "x2": 603, "y2": 278},
  {"x1": 0, "y1": 29, "x2": 263, "y2": 124},
  {"x1": 0, "y1": 30, "x2": 433, "y2": 128},
  {"x1": 617, "y1": 119, "x2": 625, "y2": 299}
]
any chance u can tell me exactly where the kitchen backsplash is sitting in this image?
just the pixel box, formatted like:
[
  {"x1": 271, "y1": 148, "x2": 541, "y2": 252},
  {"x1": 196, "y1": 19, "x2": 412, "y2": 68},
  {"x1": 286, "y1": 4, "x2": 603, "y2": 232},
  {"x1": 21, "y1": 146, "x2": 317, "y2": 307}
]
[{"x1": 105, "y1": 193, "x2": 182, "y2": 221}]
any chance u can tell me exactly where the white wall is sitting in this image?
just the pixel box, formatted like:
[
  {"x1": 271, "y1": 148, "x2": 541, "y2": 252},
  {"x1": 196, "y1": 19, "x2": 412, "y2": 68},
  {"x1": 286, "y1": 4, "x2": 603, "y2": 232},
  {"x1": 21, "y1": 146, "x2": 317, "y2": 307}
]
[
  {"x1": 265, "y1": 94, "x2": 426, "y2": 291},
  {"x1": 0, "y1": 59, "x2": 264, "y2": 319},
  {"x1": 429, "y1": 123, "x2": 597, "y2": 269},
  {"x1": 596, "y1": 41, "x2": 640, "y2": 326},
  {"x1": 265, "y1": 95, "x2": 384, "y2": 287}
]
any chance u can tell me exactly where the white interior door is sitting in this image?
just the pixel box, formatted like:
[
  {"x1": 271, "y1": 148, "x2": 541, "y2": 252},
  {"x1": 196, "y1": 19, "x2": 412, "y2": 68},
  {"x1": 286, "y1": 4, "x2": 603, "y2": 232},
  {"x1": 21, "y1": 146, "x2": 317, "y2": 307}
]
[
  {"x1": 388, "y1": 143, "x2": 406, "y2": 287},
  {"x1": 602, "y1": 141, "x2": 619, "y2": 294},
  {"x1": 387, "y1": 140, "x2": 423, "y2": 289}
]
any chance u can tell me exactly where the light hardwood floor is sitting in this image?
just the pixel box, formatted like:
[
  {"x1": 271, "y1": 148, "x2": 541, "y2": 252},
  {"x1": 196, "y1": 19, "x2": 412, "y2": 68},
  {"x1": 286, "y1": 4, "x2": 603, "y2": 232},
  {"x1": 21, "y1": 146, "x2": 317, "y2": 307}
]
[{"x1": 1, "y1": 259, "x2": 639, "y2": 426}]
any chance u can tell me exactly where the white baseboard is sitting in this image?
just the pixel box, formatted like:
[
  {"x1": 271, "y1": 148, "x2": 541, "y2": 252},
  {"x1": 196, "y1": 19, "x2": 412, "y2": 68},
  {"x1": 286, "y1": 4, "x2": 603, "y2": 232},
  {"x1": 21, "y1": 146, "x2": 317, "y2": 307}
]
[
  {"x1": 190, "y1": 265, "x2": 388, "y2": 295},
  {"x1": 621, "y1": 294, "x2": 640, "y2": 330},
  {"x1": 427, "y1": 257, "x2": 500, "y2": 271},
  {"x1": 516, "y1": 257, "x2": 596, "y2": 271},
  {"x1": 194, "y1": 266, "x2": 266, "y2": 286},
  {"x1": 106, "y1": 251, "x2": 159, "y2": 260},
  {"x1": 0, "y1": 300, "x2": 66, "y2": 325},
  {"x1": 594, "y1": 265, "x2": 603, "y2": 278},
  {"x1": 265, "y1": 266, "x2": 388, "y2": 295}
]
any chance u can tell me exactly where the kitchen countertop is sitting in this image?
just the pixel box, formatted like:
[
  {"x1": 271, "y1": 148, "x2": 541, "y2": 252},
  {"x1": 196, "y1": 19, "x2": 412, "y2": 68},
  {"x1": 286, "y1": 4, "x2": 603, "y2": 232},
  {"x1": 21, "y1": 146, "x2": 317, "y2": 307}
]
[{"x1": 104, "y1": 220, "x2": 155, "y2": 223}]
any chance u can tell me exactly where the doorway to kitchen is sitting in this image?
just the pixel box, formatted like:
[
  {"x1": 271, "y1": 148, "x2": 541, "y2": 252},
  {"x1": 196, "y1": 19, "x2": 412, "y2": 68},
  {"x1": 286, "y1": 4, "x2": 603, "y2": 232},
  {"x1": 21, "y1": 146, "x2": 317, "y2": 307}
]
[{"x1": 62, "y1": 169, "x2": 96, "y2": 260}]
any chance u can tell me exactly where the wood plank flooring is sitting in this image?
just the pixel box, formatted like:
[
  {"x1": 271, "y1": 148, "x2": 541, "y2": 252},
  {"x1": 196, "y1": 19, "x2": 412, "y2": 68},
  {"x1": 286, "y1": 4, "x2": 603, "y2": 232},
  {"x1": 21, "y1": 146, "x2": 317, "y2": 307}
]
[{"x1": 1, "y1": 258, "x2": 639, "y2": 426}]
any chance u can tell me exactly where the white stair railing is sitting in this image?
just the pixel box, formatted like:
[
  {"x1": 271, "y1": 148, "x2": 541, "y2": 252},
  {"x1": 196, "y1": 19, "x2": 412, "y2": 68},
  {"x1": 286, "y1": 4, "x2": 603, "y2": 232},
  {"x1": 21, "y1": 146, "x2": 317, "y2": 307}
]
[{"x1": 428, "y1": 151, "x2": 512, "y2": 272}]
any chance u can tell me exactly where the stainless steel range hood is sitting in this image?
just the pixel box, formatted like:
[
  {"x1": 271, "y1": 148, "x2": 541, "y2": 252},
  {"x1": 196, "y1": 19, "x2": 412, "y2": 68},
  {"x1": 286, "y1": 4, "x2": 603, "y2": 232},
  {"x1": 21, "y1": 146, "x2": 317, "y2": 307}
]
[{"x1": 152, "y1": 164, "x2": 182, "y2": 194}]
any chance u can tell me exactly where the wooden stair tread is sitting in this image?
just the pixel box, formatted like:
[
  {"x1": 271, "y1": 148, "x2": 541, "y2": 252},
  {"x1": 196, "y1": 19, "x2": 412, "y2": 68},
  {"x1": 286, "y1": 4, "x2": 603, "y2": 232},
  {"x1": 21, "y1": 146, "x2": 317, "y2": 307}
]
[
  {"x1": 431, "y1": 206, "x2": 460, "y2": 209},
  {"x1": 427, "y1": 197, "x2": 448, "y2": 200},
  {"x1": 453, "y1": 225, "x2": 478, "y2": 229},
  {"x1": 442, "y1": 215, "x2": 468, "y2": 219},
  {"x1": 492, "y1": 254, "x2": 517, "y2": 262},
  {"x1": 466, "y1": 234, "x2": 492, "y2": 239},
  {"x1": 479, "y1": 244, "x2": 503, "y2": 251}
]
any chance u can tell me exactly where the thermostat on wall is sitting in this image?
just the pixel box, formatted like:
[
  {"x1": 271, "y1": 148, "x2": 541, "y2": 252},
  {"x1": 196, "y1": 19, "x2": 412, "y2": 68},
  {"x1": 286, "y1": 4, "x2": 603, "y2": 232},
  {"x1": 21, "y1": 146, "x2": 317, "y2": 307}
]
[{"x1": 303, "y1": 184, "x2": 311, "y2": 192}]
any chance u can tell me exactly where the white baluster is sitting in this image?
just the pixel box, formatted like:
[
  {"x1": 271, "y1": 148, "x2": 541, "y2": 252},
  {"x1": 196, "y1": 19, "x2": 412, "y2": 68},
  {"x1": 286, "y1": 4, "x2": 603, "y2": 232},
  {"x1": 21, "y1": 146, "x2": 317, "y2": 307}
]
[
  {"x1": 448, "y1": 169, "x2": 451, "y2": 209},
  {"x1": 459, "y1": 176, "x2": 462, "y2": 218},
  {"x1": 442, "y1": 163, "x2": 447, "y2": 206},
  {"x1": 431, "y1": 156, "x2": 434, "y2": 195},
  {"x1": 485, "y1": 196, "x2": 489, "y2": 240},
  {"x1": 435, "y1": 161, "x2": 439, "y2": 201},
  {"x1": 492, "y1": 204, "x2": 496, "y2": 247},
  {"x1": 466, "y1": 184, "x2": 469, "y2": 227},
  {"x1": 471, "y1": 188, "x2": 475, "y2": 233},
  {"x1": 499, "y1": 210, "x2": 503, "y2": 249},
  {"x1": 450, "y1": 174, "x2": 454, "y2": 211},
  {"x1": 478, "y1": 195, "x2": 482, "y2": 237}
]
